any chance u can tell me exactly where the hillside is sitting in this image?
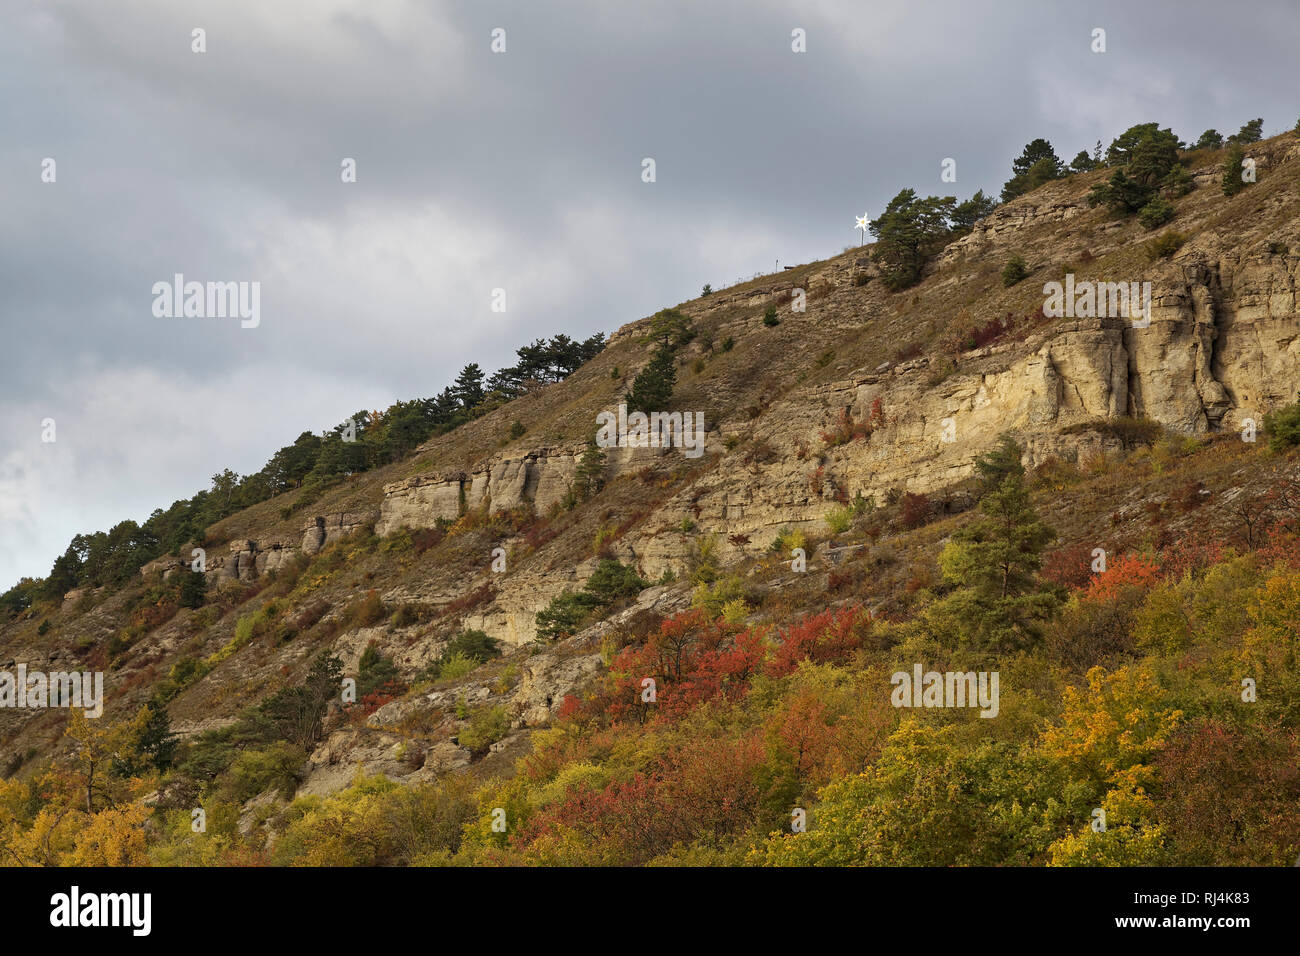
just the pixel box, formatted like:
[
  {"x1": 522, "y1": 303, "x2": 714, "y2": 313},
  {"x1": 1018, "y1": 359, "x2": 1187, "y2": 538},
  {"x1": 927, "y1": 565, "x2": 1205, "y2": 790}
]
[{"x1": 4, "y1": 127, "x2": 1300, "y2": 866}]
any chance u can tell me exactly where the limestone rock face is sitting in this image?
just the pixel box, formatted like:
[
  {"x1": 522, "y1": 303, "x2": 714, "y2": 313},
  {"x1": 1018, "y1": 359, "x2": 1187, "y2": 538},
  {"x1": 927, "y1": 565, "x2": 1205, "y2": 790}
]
[
  {"x1": 138, "y1": 510, "x2": 375, "y2": 587},
  {"x1": 301, "y1": 511, "x2": 377, "y2": 555},
  {"x1": 608, "y1": 256, "x2": 1300, "y2": 580},
  {"x1": 511, "y1": 650, "x2": 604, "y2": 728},
  {"x1": 375, "y1": 440, "x2": 693, "y2": 536}
]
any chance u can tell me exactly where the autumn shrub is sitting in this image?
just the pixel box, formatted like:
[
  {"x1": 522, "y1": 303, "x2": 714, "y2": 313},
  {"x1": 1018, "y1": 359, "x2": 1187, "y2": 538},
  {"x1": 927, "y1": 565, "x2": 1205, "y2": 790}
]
[
  {"x1": 824, "y1": 506, "x2": 853, "y2": 534},
  {"x1": 899, "y1": 492, "x2": 931, "y2": 529},
  {"x1": 1264, "y1": 398, "x2": 1300, "y2": 451},
  {"x1": 767, "y1": 607, "x2": 869, "y2": 678},
  {"x1": 1062, "y1": 416, "x2": 1162, "y2": 450},
  {"x1": 459, "y1": 705, "x2": 510, "y2": 755},
  {"x1": 1084, "y1": 553, "x2": 1162, "y2": 604},
  {"x1": 1154, "y1": 721, "x2": 1300, "y2": 866},
  {"x1": 1145, "y1": 230, "x2": 1187, "y2": 260},
  {"x1": 770, "y1": 527, "x2": 806, "y2": 555},
  {"x1": 1044, "y1": 592, "x2": 1140, "y2": 670},
  {"x1": 1041, "y1": 542, "x2": 1097, "y2": 591},
  {"x1": 347, "y1": 590, "x2": 387, "y2": 629}
]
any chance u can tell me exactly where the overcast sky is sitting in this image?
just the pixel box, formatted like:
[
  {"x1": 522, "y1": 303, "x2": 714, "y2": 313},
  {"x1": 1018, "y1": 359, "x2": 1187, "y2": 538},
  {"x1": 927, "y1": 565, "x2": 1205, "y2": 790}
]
[{"x1": 2, "y1": 0, "x2": 1296, "y2": 587}]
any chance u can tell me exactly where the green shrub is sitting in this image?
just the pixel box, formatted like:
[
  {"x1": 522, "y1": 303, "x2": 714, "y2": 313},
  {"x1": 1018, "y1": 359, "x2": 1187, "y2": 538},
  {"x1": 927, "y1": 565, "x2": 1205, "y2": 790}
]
[
  {"x1": 508, "y1": 420, "x2": 526, "y2": 440},
  {"x1": 1137, "y1": 197, "x2": 1174, "y2": 230},
  {"x1": 214, "y1": 742, "x2": 306, "y2": 804},
  {"x1": 692, "y1": 574, "x2": 746, "y2": 619},
  {"x1": 458, "y1": 705, "x2": 510, "y2": 755},
  {"x1": 824, "y1": 506, "x2": 853, "y2": 534},
  {"x1": 1264, "y1": 400, "x2": 1300, "y2": 452},
  {"x1": 691, "y1": 535, "x2": 721, "y2": 586},
  {"x1": 762, "y1": 306, "x2": 780, "y2": 327},
  {"x1": 851, "y1": 491, "x2": 874, "y2": 516},
  {"x1": 770, "y1": 527, "x2": 807, "y2": 554},
  {"x1": 1222, "y1": 143, "x2": 1249, "y2": 197},
  {"x1": 435, "y1": 651, "x2": 480, "y2": 682},
  {"x1": 584, "y1": 558, "x2": 648, "y2": 604},
  {"x1": 1145, "y1": 231, "x2": 1186, "y2": 260},
  {"x1": 721, "y1": 336, "x2": 735, "y2": 352},
  {"x1": 421, "y1": 629, "x2": 503, "y2": 682},
  {"x1": 533, "y1": 560, "x2": 645, "y2": 639},
  {"x1": 357, "y1": 640, "x2": 402, "y2": 696},
  {"x1": 1162, "y1": 163, "x2": 1193, "y2": 198},
  {"x1": 535, "y1": 591, "x2": 599, "y2": 641},
  {"x1": 1001, "y1": 255, "x2": 1028, "y2": 286}
]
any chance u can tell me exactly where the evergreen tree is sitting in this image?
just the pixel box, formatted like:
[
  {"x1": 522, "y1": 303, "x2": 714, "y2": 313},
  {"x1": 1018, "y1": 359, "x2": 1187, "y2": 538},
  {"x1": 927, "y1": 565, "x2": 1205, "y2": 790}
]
[
  {"x1": 1001, "y1": 139, "x2": 1063, "y2": 200},
  {"x1": 931, "y1": 473, "x2": 1059, "y2": 653},
  {"x1": 1195, "y1": 129, "x2": 1223, "y2": 150},
  {"x1": 1222, "y1": 143, "x2": 1249, "y2": 197},
  {"x1": 1229, "y1": 118, "x2": 1263, "y2": 145},
  {"x1": 974, "y1": 434, "x2": 1025, "y2": 495},
  {"x1": 451, "y1": 363, "x2": 486, "y2": 410},
  {"x1": 1069, "y1": 150, "x2": 1098, "y2": 173},
  {"x1": 869, "y1": 189, "x2": 956, "y2": 291},
  {"x1": 1089, "y1": 125, "x2": 1182, "y2": 214},
  {"x1": 572, "y1": 436, "x2": 607, "y2": 502},
  {"x1": 179, "y1": 570, "x2": 206, "y2": 609},
  {"x1": 951, "y1": 190, "x2": 998, "y2": 232},
  {"x1": 625, "y1": 341, "x2": 677, "y2": 414},
  {"x1": 643, "y1": 308, "x2": 694, "y2": 349},
  {"x1": 261, "y1": 652, "x2": 344, "y2": 747}
]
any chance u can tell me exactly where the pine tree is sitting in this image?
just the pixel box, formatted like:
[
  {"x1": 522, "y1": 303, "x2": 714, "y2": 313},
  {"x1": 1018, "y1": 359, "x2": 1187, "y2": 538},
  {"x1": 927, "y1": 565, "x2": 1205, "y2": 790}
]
[
  {"x1": 1195, "y1": 129, "x2": 1223, "y2": 150},
  {"x1": 451, "y1": 363, "x2": 485, "y2": 410},
  {"x1": 1222, "y1": 143, "x2": 1249, "y2": 197},
  {"x1": 1001, "y1": 139, "x2": 1063, "y2": 200},
  {"x1": 1229, "y1": 118, "x2": 1263, "y2": 145},
  {"x1": 1069, "y1": 150, "x2": 1097, "y2": 173},
  {"x1": 931, "y1": 473, "x2": 1059, "y2": 653},
  {"x1": 179, "y1": 570, "x2": 206, "y2": 609},
  {"x1": 869, "y1": 189, "x2": 957, "y2": 291},
  {"x1": 573, "y1": 436, "x2": 607, "y2": 502},
  {"x1": 625, "y1": 341, "x2": 676, "y2": 414},
  {"x1": 951, "y1": 190, "x2": 998, "y2": 232},
  {"x1": 974, "y1": 435, "x2": 1025, "y2": 495}
]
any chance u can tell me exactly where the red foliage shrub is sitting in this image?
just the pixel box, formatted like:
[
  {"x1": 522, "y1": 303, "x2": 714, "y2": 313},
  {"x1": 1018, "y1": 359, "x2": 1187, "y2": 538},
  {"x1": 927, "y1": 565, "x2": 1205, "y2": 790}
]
[
  {"x1": 516, "y1": 733, "x2": 767, "y2": 864},
  {"x1": 555, "y1": 694, "x2": 583, "y2": 722},
  {"x1": 1041, "y1": 542, "x2": 1097, "y2": 591},
  {"x1": 767, "y1": 606, "x2": 869, "y2": 678},
  {"x1": 1154, "y1": 720, "x2": 1300, "y2": 866},
  {"x1": 1084, "y1": 553, "x2": 1162, "y2": 603},
  {"x1": 899, "y1": 492, "x2": 931, "y2": 529},
  {"x1": 1159, "y1": 536, "x2": 1227, "y2": 578},
  {"x1": 411, "y1": 527, "x2": 445, "y2": 555}
]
